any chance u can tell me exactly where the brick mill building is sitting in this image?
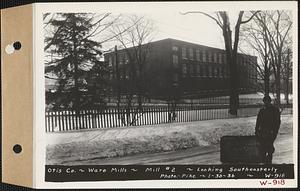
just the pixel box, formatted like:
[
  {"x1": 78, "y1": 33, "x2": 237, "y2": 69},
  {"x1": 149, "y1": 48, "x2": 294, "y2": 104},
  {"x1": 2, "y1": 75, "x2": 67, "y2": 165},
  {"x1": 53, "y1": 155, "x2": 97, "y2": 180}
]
[{"x1": 104, "y1": 38, "x2": 258, "y2": 99}]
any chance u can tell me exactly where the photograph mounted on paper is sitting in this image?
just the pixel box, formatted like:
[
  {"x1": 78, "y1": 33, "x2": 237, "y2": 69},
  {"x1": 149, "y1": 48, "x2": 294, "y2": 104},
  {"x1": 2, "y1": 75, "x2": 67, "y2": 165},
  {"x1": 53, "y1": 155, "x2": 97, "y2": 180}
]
[{"x1": 41, "y1": 3, "x2": 296, "y2": 183}]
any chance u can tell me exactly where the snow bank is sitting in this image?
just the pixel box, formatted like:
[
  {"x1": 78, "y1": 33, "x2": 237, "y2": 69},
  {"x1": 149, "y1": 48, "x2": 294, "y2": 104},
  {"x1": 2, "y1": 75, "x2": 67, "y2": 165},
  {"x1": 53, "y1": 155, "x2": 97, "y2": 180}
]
[{"x1": 46, "y1": 114, "x2": 292, "y2": 165}]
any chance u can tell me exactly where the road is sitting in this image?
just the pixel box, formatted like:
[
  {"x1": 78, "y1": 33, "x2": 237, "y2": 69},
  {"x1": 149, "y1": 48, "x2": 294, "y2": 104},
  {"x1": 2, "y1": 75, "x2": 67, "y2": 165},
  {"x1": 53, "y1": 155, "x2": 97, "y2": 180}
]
[{"x1": 67, "y1": 130, "x2": 293, "y2": 165}]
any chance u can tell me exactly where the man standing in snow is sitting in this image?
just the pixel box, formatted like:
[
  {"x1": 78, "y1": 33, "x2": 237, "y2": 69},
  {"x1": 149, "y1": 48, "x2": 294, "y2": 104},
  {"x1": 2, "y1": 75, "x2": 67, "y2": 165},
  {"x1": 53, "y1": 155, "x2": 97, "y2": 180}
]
[{"x1": 255, "y1": 95, "x2": 281, "y2": 164}]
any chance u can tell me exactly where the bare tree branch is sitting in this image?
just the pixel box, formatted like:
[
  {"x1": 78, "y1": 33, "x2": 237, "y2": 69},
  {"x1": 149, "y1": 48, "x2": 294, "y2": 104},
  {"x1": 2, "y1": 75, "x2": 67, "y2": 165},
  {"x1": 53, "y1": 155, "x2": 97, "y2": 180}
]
[
  {"x1": 240, "y1": 11, "x2": 261, "y2": 24},
  {"x1": 180, "y1": 11, "x2": 223, "y2": 28}
]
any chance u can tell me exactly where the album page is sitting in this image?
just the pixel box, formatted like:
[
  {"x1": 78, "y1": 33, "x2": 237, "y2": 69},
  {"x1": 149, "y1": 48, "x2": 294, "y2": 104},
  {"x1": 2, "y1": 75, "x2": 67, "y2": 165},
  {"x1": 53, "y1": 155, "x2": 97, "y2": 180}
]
[{"x1": 32, "y1": 1, "x2": 298, "y2": 188}]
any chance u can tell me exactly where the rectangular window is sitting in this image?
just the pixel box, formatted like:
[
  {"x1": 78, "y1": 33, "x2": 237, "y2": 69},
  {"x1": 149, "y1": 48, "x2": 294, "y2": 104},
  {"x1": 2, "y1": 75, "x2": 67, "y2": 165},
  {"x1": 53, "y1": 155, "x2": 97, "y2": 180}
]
[
  {"x1": 118, "y1": 68, "x2": 123, "y2": 79},
  {"x1": 125, "y1": 69, "x2": 129, "y2": 79},
  {"x1": 194, "y1": 64, "x2": 198, "y2": 76},
  {"x1": 108, "y1": 56, "x2": 113, "y2": 67},
  {"x1": 219, "y1": 53, "x2": 222, "y2": 63},
  {"x1": 202, "y1": 50, "x2": 206, "y2": 62},
  {"x1": 124, "y1": 54, "x2": 129, "y2": 64},
  {"x1": 196, "y1": 64, "x2": 200, "y2": 75},
  {"x1": 199, "y1": 50, "x2": 203, "y2": 61},
  {"x1": 213, "y1": 52, "x2": 218, "y2": 63},
  {"x1": 172, "y1": 45, "x2": 178, "y2": 51},
  {"x1": 122, "y1": 70, "x2": 126, "y2": 79},
  {"x1": 189, "y1": 64, "x2": 193, "y2": 75},
  {"x1": 196, "y1": 49, "x2": 200, "y2": 61},
  {"x1": 182, "y1": 47, "x2": 187, "y2": 59},
  {"x1": 220, "y1": 67, "x2": 223, "y2": 78},
  {"x1": 209, "y1": 66, "x2": 212, "y2": 77},
  {"x1": 205, "y1": 65, "x2": 209, "y2": 77},
  {"x1": 173, "y1": 73, "x2": 178, "y2": 82},
  {"x1": 118, "y1": 54, "x2": 123, "y2": 65},
  {"x1": 173, "y1": 55, "x2": 179, "y2": 68},
  {"x1": 189, "y1": 48, "x2": 194, "y2": 60},
  {"x1": 200, "y1": 65, "x2": 204, "y2": 76},
  {"x1": 214, "y1": 67, "x2": 218, "y2": 77},
  {"x1": 208, "y1": 52, "x2": 212, "y2": 62},
  {"x1": 182, "y1": 63, "x2": 187, "y2": 76}
]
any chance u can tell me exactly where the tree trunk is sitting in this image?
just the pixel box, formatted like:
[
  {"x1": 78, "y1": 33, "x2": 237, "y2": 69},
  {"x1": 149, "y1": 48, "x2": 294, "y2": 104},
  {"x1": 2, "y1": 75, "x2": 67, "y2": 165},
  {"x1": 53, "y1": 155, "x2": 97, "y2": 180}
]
[
  {"x1": 229, "y1": 53, "x2": 239, "y2": 115},
  {"x1": 71, "y1": 15, "x2": 80, "y2": 128},
  {"x1": 285, "y1": 49, "x2": 290, "y2": 104},
  {"x1": 71, "y1": 16, "x2": 79, "y2": 107},
  {"x1": 275, "y1": 59, "x2": 281, "y2": 106},
  {"x1": 285, "y1": 75, "x2": 289, "y2": 104},
  {"x1": 221, "y1": 12, "x2": 240, "y2": 116},
  {"x1": 224, "y1": 39, "x2": 239, "y2": 116},
  {"x1": 264, "y1": 57, "x2": 270, "y2": 96}
]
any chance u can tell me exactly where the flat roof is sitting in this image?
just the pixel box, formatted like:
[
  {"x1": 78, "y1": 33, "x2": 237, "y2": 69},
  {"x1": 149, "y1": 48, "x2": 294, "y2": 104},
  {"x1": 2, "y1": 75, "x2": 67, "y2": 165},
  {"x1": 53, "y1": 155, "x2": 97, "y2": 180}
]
[{"x1": 104, "y1": 38, "x2": 257, "y2": 59}]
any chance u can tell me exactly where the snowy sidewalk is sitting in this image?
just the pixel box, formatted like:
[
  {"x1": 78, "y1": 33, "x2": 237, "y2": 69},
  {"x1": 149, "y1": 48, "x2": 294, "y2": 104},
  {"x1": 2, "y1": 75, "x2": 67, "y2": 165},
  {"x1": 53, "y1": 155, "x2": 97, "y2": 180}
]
[{"x1": 46, "y1": 114, "x2": 293, "y2": 165}]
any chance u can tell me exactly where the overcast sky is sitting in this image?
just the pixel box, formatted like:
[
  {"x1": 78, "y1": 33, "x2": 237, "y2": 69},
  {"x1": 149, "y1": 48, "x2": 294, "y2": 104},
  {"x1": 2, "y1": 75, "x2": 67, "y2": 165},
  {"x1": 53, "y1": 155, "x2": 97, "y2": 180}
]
[
  {"x1": 42, "y1": 2, "x2": 295, "y2": 63},
  {"x1": 100, "y1": 2, "x2": 243, "y2": 51}
]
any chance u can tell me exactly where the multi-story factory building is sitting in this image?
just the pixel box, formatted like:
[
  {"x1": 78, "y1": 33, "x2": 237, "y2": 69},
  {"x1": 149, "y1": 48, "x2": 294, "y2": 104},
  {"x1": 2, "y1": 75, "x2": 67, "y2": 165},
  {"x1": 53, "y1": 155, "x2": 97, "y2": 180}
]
[{"x1": 104, "y1": 38, "x2": 257, "y2": 99}]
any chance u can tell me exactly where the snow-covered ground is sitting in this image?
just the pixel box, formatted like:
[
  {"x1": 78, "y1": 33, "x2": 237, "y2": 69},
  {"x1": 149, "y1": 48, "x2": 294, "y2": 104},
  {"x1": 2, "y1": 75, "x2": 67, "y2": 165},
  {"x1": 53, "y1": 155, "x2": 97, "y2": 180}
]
[{"x1": 46, "y1": 114, "x2": 293, "y2": 165}]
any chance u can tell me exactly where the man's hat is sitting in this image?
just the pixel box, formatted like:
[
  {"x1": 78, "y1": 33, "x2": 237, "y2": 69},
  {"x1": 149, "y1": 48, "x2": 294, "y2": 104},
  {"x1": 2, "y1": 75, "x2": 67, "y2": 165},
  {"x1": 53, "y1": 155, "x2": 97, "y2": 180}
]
[{"x1": 263, "y1": 95, "x2": 272, "y2": 103}]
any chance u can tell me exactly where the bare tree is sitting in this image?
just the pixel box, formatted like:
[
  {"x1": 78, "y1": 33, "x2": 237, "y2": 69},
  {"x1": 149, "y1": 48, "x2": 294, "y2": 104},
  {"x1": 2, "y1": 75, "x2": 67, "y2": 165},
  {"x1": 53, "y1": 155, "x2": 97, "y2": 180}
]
[
  {"x1": 180, "y1": 11, "x2": 259, "y2": 115},
  {"x1": 252, "y1": 11, "x2": 292, "y2": 106},
  {"x1": 240, "y1": 12, "x2": 273, "y2": 96},
  {"x1": 110, "y1": 15, "x2": 156, "y2": 126},
  {"x1": 281, "y1": 47, "x2": 292, "y2": 104}
]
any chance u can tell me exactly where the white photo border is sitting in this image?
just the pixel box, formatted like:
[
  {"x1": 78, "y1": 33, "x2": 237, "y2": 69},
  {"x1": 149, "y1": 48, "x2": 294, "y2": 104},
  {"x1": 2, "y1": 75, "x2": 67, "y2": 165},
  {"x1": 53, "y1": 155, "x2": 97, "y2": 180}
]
[{"x1": 33, "y1": 1, "x2": 298, "y2": 188}]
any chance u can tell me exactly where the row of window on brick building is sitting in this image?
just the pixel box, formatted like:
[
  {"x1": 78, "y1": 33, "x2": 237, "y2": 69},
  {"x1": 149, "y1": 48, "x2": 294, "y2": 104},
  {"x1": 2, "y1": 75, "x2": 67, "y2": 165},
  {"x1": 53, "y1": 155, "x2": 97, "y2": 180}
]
[
  {"x1": 177, "y1": 60, "x2": 230, "y2": 79},
  {"x1": 172, "y1": 45, "x2": 229, "y2": 79},
  {"x1": 106, "y1": 46, "x2": 256, "y2": 81},
  {"x1": 172, "y1": 45, "x2": 256, "y2": 80},
  {"x1": 108, "y1": 54, "x2": 128, "y2": 80},
  {"x1": 177, "y1": 46, "x2": 226, "y2": 64}
]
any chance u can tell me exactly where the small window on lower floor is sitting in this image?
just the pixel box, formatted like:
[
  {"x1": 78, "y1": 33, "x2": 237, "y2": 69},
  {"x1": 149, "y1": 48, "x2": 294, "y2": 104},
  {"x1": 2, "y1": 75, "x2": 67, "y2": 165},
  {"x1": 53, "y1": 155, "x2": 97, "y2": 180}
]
[
  {"x1": 173, "y1": 73, "x2": 178, "y2": 82},
  {"x1": 205, "y1": 65, "x2": 209, "y2": 77},
  {"x1": 182, "y1": 63, "x2": 187, "y2": 76},
  {"x1": 220, "y1": 67, "x2": 223, "y2": 78},
  {"x1": 196, "y1": 64, "x2": 200, "y2": 75},
  {"x1": 189, "y1": 64, "x2": 194, "y2": 75},
  {"x1": 214, "y1": 67, "x2": 218, "y2": 77},
  {"x1": 201, "y1": 65, "x2": 205, "y2": 76},
  {"x1": 173, "y1": 55, "x2": 179, "y2": 68},
  {"x1": 125, "y1": 70, "x2": 129, "y2": 79},
  {"x1": 194, "y1": 64, "x2": 197, "y2": 76},
  {"x1": 209, "y1": 66, "x2": 213, "y2": 77},
  {"x1": 225, "y1": 68, "x2": 230, "y2": 78},
  {"x1": 182, "y1": 47, "x2": 187, "y2": 59}
]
